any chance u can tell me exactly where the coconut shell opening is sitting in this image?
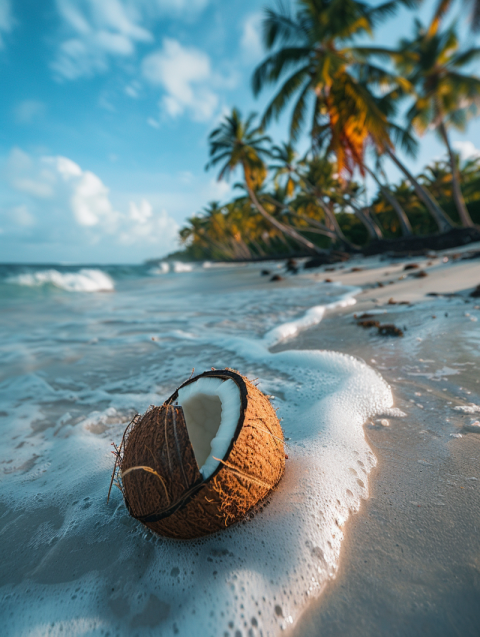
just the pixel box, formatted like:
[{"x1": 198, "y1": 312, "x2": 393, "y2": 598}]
[
  {"x1": 177, "y1": 376, "x2": 241, "y2": 479},
  {"x1": 111, "y1": 369, "x2": 285, "y2": 539}
]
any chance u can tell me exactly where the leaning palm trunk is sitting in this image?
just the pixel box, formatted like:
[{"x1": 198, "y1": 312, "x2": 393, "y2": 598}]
[
  {"x1": 386, "y1": 148, "x2": 454, "y2": 232},
  {"x1": 229, "y1": 238, "x2": 252, "y2": 260},
  {"x1": 348, "y1": 202, "x2": 384, "y2": 240},
  {"x1": 265, "y1": 195, "x2": 337, "y2": 239},
  {"x1": 438, "y1": 121, "x2": 474, "y2": 228},
  {"x1": 246, "y1": 184, "x2": 320, "y2": 253},
  {"x1": 363, "y1": 164, "x2": 413, "y2": 236},
  {"x1": 249, "y1": 239, "x2": 267, "y2": 257},
  {"x1": 267, "y1": 196, "x2": 357, "y2": 250},
  {"x1": 282, "y1": 210, "x2": 338, "y2": 241},
  {"x1": 302, "y1": 180, "x2": 351, "y2": 245}
]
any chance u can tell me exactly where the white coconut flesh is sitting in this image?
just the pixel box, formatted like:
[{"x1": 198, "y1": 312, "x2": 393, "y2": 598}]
[{"x1": 176, "y1": 377, "x2": 241, "y2": 479}]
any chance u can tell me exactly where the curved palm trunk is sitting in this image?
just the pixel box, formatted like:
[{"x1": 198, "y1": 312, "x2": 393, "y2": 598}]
[
  {"x1": 386, "y1": 148, "x2": 454, "y2": 232},
  {"x1": 230, "y1": 238, "x2": 252, "y2": 260},
  {"x1": 302, "y1": 182, "x2": 355, "y2": 247},
  {"x1": 284, "y1": 211, "x2": 338, "y2": 241},
  {"x1": 291, "y1": 209, "x2": 356, "y2": 248},
  {"x1": 438, "y1": 121, "x2": 474, "y2": 228},
  {"x1": 246, "y1": 184, "x2": 320, "y2": 254},
  {"x1": 363, "y1": 164, "x2": 413, "y2": 236},
  {"x1": 249, "y1": 239, "x2": 267, "y2": 257},
  {"x1": 266, "y1": 194, "x2": 357, "y2": 250},
  {"x1": 304, "y1": 181, "x2": 351, "y2": 244},
  {"x1": 349, "y1": 202, "x2": 384, "y2": 240}
]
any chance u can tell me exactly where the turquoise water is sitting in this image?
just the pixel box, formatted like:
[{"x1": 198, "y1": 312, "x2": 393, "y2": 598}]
[{"x1": 0, "y1": 262, "x2": 391, "y2": 636}]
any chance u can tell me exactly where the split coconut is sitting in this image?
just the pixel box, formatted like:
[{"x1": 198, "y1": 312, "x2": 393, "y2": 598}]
[{"x1": 109, "y1": 369, "x2": 285, "y2": 539}]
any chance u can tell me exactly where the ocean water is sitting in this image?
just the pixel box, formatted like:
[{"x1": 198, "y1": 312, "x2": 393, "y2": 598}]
[{"x1": 0, "y1": 262, "x2": 393, "y2": 636}]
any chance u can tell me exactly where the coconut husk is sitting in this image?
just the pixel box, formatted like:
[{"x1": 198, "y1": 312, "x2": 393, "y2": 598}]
[{"x1": 113, "y1": 369, "x2": 285, "y2": 540}]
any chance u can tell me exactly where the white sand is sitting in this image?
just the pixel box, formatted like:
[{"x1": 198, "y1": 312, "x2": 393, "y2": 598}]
[{"x1": 287, "y1": 243, "x2": 480, "y2": 636}]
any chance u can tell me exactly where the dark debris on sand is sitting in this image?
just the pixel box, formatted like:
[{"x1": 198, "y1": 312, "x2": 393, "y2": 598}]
[
  {"x1": 285, "y1": 259, "x2": 299, "y2": 274},
  {"x1": 355, "y1": 317, "x2": 404, "y2": 337},
  {"x1": 470, "y1": 285, "x2": 480, "y2": 298},
  {"x1": 388, "y1": 298, "x2": 411, "y2": 305},
  {"x1": 270, "y1": 274, "x2": 283, "y2": 282},
  {"x1": 304, "y1": 251, "x2": 351, "y2": 268},
  {"x1": 378, "y1": 324, "x2": 404, "y2": 337},
  {"x1": 357, "y1": 319, "x2": 381, "y2": 328},
  {"x1": 412, "y1": 270, "x2": 428, "y2": 278}
]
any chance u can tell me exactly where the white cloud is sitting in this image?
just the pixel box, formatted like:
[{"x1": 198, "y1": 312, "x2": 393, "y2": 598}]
[
  {"x1": 51, "y1": 0, "x2": 214, "y2": 80},
  {"x1": 2, "y1": 148, "x2": 179, "y2": 257},
  {"x1": 120, "y1": 200, "x2": 176, "y2": 245},
  {"x1": 453, "y1": 141, "x2": 480, "y2": 162},
  {"x1": 241, "y1": 13, "x2": 263, "y2": 62},
  {"x1": 52, "y1": 0, "x2": 153, "y2": 79},
  {"x1": 142, "y1": 38, "x2": 219, "y2": 122},
  {"x1": 0, "y1": 0, "x2": 14, "y2": 49},
  {"x1": 14, "y1": 100, "x2": 46, "y2": 124},
  {"x1": 147, "y1": 117, "x2": 159, "y2": 129},
  {"x1": 129, "y1": 198, "x2": 152, "y2": 223}
]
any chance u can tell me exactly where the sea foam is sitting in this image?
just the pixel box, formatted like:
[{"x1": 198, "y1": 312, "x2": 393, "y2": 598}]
[
  {"x1": 173, "y1": 261, "x2": 193, "y2": 273},
  {"x1": 0, "y1": 267, "x2": 393, "y2": 637},
  {"x1": 149, "y1": 262, "x2": 170, "y2": 275},
  {"x1": 6, "y1": 268, "x2": 114, "y2": 292}
]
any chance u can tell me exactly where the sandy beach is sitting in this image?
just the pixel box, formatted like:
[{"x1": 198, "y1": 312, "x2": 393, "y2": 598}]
[{"x1": 279, "y1": 245, "x2": 480, "y2": 636}]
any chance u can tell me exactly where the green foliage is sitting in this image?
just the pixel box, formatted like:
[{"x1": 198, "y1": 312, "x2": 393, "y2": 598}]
[
  {"x1": 170, "y1": 0, "x2": 480, "y2": 261},
  {"x1": 178, "y1": 154, "x2": 480, "y2": 260}
]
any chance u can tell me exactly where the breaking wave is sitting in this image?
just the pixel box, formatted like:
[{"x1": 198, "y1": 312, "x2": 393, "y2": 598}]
[{"x1": 6, "y1": 268, "x2": 115, "y2": 292}]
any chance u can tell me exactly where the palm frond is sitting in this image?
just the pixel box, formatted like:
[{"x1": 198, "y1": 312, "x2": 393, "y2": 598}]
[{"x1": 261, "y1": 65, "x2": 311, "y2": 128}]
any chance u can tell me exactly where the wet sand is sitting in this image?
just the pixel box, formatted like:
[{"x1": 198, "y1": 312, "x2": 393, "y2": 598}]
[{"x1": 282, "y1": 246, "x2": 480, "y2": 636}]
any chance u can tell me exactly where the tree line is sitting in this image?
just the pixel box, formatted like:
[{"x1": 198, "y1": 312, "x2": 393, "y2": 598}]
[{"x1": 177, "y1": 0, "x2": 480, "y2": 260}]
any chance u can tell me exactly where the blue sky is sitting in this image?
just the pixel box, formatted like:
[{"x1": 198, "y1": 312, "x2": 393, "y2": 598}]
[{"x1": 0, "y1": 0, "x2": 479, "y2": 263}]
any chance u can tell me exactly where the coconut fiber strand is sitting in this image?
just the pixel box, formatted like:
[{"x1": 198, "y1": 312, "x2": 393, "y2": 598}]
[{"x1": 116, "y1": 369, "x2": 285, "y2": 539}]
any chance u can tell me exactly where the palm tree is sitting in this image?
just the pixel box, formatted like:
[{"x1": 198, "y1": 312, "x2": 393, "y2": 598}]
[
  {"x1": 251, "y1": 0, "x2": 460, "y2": 234},
  {"x1": 270, "y1": 142, "x2": 301, "y2": 197},
  {"x1": 362, "y1": 160, "x2": 413, "y2": 235},
  {"x1": 201, "y1": 201, "x2": 254, "y2": 259},
  {"x1": 206, "y1": 107, "x2": 320, "y2": 253},
  {"x1": 428, "y1": 0, "x2": 480, "y2": 33},
  {"x1": 396, "y1": 17, "x2": 480, "y2": 227},
  {"x1": 252, "y1": 0, "x2": 409, "y2": 175},
  {"x1": 269, "y1": 143, "x2": 358, "y2": 244}
]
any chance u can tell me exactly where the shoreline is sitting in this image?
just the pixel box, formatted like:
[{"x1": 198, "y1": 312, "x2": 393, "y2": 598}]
[
  {"x1": 160, "y1": 227, "x2": 480, "y2": 267},
  {"x1": 278, "y1": 242, "x2": 480, "y2": 636}
]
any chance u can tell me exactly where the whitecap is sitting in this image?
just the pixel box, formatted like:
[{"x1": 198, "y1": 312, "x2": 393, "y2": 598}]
[
  {"x1": 6, "y1": 268, "x2": 114, "y2": 292},
  {"x1": 173, "y1": 261, "x2": 193, "y2": 273},
  {"x1": 149, "y1": 262, "x2": 170, "y2": 275}
]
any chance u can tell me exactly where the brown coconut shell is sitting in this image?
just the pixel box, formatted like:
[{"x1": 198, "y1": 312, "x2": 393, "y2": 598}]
[{"x1": 115, "y1": 369, "x2": 285, "y2": 539}]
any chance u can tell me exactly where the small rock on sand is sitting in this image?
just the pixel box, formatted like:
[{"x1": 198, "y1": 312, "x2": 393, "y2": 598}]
[{"x1": 378, "y1": 324, "x2": 404, "y2": 337}]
